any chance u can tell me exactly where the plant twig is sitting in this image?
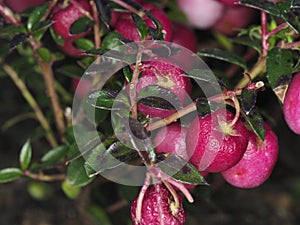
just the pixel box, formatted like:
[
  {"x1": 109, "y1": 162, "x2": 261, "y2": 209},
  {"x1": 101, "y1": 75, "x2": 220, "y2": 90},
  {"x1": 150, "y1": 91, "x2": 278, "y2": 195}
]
[
  {"x1": 0, "y1": 2, "x2": 20, "y2": 25},
  {"x1": 3, "y1": 64, "x2": 57, "y2": 147},
  {"x1": 261, "y1": 11, "x2": 269, "y2": 57},
  {"x1": 23, "y1": 170, "x2": 65, "y2": 181},
  {"x1": 266, "y1": 23, "x2": 289, "y2": 39},
  {"x1": 90, "y1": 0, "x2": 101, "y2": 49}
]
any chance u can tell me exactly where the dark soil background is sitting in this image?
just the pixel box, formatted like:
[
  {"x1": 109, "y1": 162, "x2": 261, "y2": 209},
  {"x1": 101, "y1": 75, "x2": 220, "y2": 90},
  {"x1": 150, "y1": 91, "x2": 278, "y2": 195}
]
[{"x1": 1, "y1": 69, "x2": 300, "y2": 225}]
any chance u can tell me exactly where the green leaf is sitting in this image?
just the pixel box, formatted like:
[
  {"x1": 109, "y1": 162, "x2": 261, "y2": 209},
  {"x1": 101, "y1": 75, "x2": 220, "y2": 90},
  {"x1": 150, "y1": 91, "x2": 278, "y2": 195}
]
[
  {"x1": 9, "y1": 33, "x2": 28, "y2": 52},
  {"x1": 0, "y1": 25, "x2": 27, "y2": 39},
  {"x1": 49, "y1": 27, "x2": 64, "y2": 45},
  {"x1": 198, "y1": 49, "x2": 248, "y2": 70},
  {"x1": 19, "y1": 139, "x2": 32, "y2": 170},
  {"x1": 94, "y1": 0, "x2": 112, "y2": 29},
  {"x1": 242, "y1": 108, "x2": 265, "y2": 141},
  {"x1": 70, "y1": 17, "x2": 94, "y2": 35},
  {"x1": 144, "y1": 10, "x2": 163, "y2": 30},
  {"x1": 57, "y1": 64, "x2": 85, "y2": 78},
  {"x1": 196, "y1": 97, "x2": 220, "y2": 118},
  {"x1": 87, "y1": 205, "x2": 112, "y2": 225},
  {"x1": 266, "y1": 48, "x2": 293, "y2": 88},
  {"x1": 123, "y1": 66, "x2": 133, "y2": 83},
  {"x1": 0, "y1": 168, "x2": 22, "y2": 183},
  {"x1": 238, "y1": 89, "x2": 257, "y2": 114},
  {"x1": 158, "y1": 155, "x2": 207, "y2": 185},
  {"x1": 240, "y1": 0, "x2": 280, "y2": 16},
  {"x1": 73, "y1": 38, "x2": 95, "y2": 51},
  {"x1": 61, "y1": 179, "x2": 81, "y2": 199},
  {"x1": 102, "y1": 32, "x2": 123, "y2": 50},
  {"x1": 231, "y1": 36, "x2": 261, "y2": 53},
  {"x1": 86, "y1": 88, "x2": 129, "y2": 110},
  {"x1": 27, "y1": 3, "x2": 49, "y2": 31},
  {"x1": 41, "y1": 145, "x2": 68, "y2": 164},
  {"x1": 183, "y1": 68, "x2": 219, "y2": 85},
  {"x1": 37, "y1": 47, "x2": 51, "y2": 62},
  {"x1": 67, "y1": 157, "x2": 94, "y2": 187},
  {"x1": 131, "y1": 13, "x2": 148, "y2": 40},
  {"x1": 32, "y1": 20, "x2": 53, "y2": 41}
]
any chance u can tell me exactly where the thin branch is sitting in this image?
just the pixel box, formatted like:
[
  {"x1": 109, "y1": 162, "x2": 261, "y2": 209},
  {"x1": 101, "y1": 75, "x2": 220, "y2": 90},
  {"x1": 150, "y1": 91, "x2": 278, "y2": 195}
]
[
  {"x1": 23, "y1": 170, "x2": 65, "y2": 181},
  {"x1": 266, "y1": 23, "x2": 289, "y2": 39},
  {"x1": 3, "y1": 64, "x2": 57, "y2": 147},
  {"x1": 261, "y1": 11, "x2": 269, "y2": 57},
  {"x1": 0, "y1": 2, "x2": 20, "y2": 25}
]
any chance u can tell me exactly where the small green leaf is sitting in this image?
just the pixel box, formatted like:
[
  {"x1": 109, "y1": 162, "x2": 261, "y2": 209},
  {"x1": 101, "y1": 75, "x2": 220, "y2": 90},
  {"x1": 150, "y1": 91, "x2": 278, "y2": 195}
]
[
  {"x1": 242, "y1": 108, "x2": 265, "y2": 141},
  {"x1": 61, "y1": 179, "x2": 81, "y2": 199},
  {"x1": 131, "y1": 13, "x2": 148, "y2": 40},
  {"x1": 27, "y1": 182, "x2": 53, "y2": 200},
  {"x1": 196, "y1": 97, "x2": 220, "y2": 118},
  {"x1": 41, "y1": 145, "x2": 68, "y2": 164},
  {"x1": 198, "y1": 49, "x2": 248, "y2": 70},
  {"x1": 57, "y1": 64, "x2": 85, "y2": 78},
  {"x1": 87, "y1": 205, "x2": 112, "y2": 225},
  {"x1": 9, "y1": 33, "x2": 28, "y2": 52},
  {"x1": 49, "y1": 27, "x2": 64, "y2": 45},
  {"x1": 0, "y1": 168, "x2": 22, "y2": 183},
  {"x1": 238, "y1": 89, "x2": 257, "y2": 114},
  {"x1": 266, "y1": 48, "x2": 293, "y2": 88},
  {"x1": 20, "y1": 139, "x2": 32, "y2": 170},
  {"x1": 67, "y1": 157, "x2": 94, "y2": 187},
  {"x1": 123, "y1": 66, "x2": 133, "y2": 83},
  {"x1": 159, "y1": 155, "x2": 207, "y2": 185},
  {"x1": 70, "y1": 17, "x2": 94, "y2": 35},
  {"x1": 27, "y1": 3, "x2": 49, "y2": 31},
  {"x1": 144, "y1": 10, "x2": 163, "y2": 30},
  {"x1": 240, "y1": 0, "x2": 280, "y2": 16},
  {"x1": 37, "y1": 47, "x2": 51, "y2": 62},
  {"x1": 102, "y1": 32, "x2": 123, "y2": 50},
  {"x1": 73, "y1": 38, "x2": 95, "y2": 51},
  {"x1": 231, "y1": 36, "x2": 261, "y2": 53}
]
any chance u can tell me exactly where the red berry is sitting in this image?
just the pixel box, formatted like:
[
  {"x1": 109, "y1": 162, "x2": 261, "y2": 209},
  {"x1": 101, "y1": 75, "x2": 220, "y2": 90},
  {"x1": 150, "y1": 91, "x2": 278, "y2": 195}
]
[
  {"x1": 136, "y1": 60, "x2": 192, "y2": 118},
  {"x1": 171, "y1": 22, "x2": 198, "y2": 52},
  {"x1": 186, "y1": 109, "x2": 249, "y2": 172},
  {"x1": 114, "y1": 3, "x2": 173, "y2": 41},
  {"x1": 218, "y1": 0, "x2": 239, "y2": 7},
  {"x1": 212, "y1": 6, "x2": 255, "y2": 36},
  {"x1": 283, "y1": 72, "x2": 300, "y2": 134},
  {"x1": 131, "y1": 184, "x2": 186, "y2": 225},
  {"x1": 59, "y1": 39, "x2": 83, "y2": 57},
  {"x1": 4, "y1": 0, "x2": 47, "y2": 13},
  {"x1": 221, "y1": 123, "x2": 278, "y2": 188},
  {"x1": 154, "y1": 123, "x2": 189, "y2": 161},
  {"x1": 72, "y1": 78, "x2": 91, "y2": 99},
  {"x1": 52, "y1": 0, "x2": 92, "y2": 39},
  {"x1": 176, "y1": 0, "x2": 224, "y2": 29}
]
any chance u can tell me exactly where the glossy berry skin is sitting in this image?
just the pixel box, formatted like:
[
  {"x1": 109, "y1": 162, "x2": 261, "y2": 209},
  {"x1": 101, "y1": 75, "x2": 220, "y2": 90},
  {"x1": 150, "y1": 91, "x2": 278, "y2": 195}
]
[
  {"x1": 131, "y1": 184, "x2": 186, "y2": 225},
  {"x1": 221, "y1": 123, "x2": 278, "y2": 188},
  {"x1": 176, "y1": 0, "x2": 224, "y2": 29},
  {"x1": 4, "y1": 0, "x2": 47, "y2": 13},
  {"x1": 186, "y1": 109, "x2": 249, "y2": 173},
  {"x1": 154, "y1": 123, "x2": 189, "y2": 161},
  {"x1": 283, "y1": 72, "x2": 300, "y2": 134},
  {"x1": 114, "y1": 3, "x2": 173, "y2": 41},
  {"x1": 218, "y1": 0, "x2": 239, "y2": 6},
  {"x1": 52, "y1": 0, "x2": 92, "y2": 39},
  {"x1": 212, "y1": 6, "x2": 255, "y2": 36},
  {"x1": 136, "y1": 60, "x2": 192, "y2": 118},
  {"x1": 171, "y1": 22, "x2": 198, "y2": 52}
]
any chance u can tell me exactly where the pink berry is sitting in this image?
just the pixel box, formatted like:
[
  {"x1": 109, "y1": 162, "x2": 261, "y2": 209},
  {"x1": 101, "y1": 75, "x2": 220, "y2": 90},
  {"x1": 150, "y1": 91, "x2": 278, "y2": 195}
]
[
  {"x1": 186, "y1": 109, "x2": 249, "y2": 173},
  {"x1": 72, "y1": 78, "x2": 91, "y2": 99},
  {"x1": 176, "y1": 0, "x2": 224, "y2": 29},
  {"x1": 221, "y1": 123, "x2": 278, "y2": 188},
  {"x1": 136, "y1": 60, "x2": 192, "y2": 118},
  {"x1": 131, "y1": 184, "x2": 186, "y2": 225},
  {"x1": 114, "y1": 3, "x2": 173, "y2": 41},
  {"x1": 59, "y1": 39, "x2": 83, "y2": 57},
  {"x1": 212, "y1": 6, "x2": 255, "y2": 36},
  {"x1": 171, "y1": 22, "x2": 198, "y2": 52},
  {"x1": 283, "y1": 72, "x2": 300, "y2": 134},
  {"x1": 4, "y1": 0, "x2": 47, "y2": 13},
  {"x1": 218, "y1": 0, "x2": 239, "y2": 7},
  {"x1": 52, "y1": 0, "x2": 92, "y2": 39}
]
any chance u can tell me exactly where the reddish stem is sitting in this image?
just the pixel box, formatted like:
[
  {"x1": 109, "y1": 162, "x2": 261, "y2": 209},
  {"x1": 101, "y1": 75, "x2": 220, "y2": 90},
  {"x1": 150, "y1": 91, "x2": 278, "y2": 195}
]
[
  {"x1": 0, "y1": 2, "x2": 20, "y2": 25},
  {"x1": 261, "y1": 11, "x2": 269, "y2": 56},
  {"x1": 266, "y1": 23, "x2": 289, "y2": 39}
]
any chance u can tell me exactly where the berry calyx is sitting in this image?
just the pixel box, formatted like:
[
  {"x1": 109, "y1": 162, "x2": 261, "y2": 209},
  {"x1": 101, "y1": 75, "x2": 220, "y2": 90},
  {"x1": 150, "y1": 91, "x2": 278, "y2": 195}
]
[
  {"x1": 283, "y1": 72, "x2": 300, "y2": 134},
  {"x1": 221, "y1": 123, "x2": 279, "y2": 188},
  {"x1": 131, "y1": 183, "x2": 186, "y2": 225},
  {"x1": 186, "y1": 109, "x2": 249, "y2": 172}
]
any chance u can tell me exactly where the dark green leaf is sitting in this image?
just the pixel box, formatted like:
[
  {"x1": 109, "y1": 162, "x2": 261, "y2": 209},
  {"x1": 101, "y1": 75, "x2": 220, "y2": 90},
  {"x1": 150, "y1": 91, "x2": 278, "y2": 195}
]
[
  {"x1": 73, "y1": 38, "x2": 95, "y2": 51},
  {"x1": 183, "y1": 68, "x2": 219, "y2": 85},
  {"x1": 49, "y1": 27, "x2": 64, "y2": 45},
  {"x1": 0, "y1": 168, "x2": 22, "y2": 183},
  {"x1": 159, "y1": 155, "x2": 207, "y2": 185},
  {"x1": 37, "y1": 47, "x2": 51, "y2": 62},
  {"x1": 137, "y1": 85, "x2": 181, "y2": 110},
  {"x1": 278, "y1": 2, "x2": 300, "y2": 34},
  {"x1": 32, "y1": 20, "x2": 53, "y2": 40},
  {"x1": 70, "y1": 17, "x2": 94, "y2": 35},
  {"x1": 122, "y1": 0, "x2": 143, "y2": 10},
  {"x1": 231, "y1": 36, "x2": 261, "y2": 53},
  {"x1": 240, "y1": 0, "x2": 280, "y2": 15},
  {"x1": 0, "y1": 25, "x2": 27, "y2": 39},
  {"x1": 19, "y1": 139, "x2": 32, "y2": 170},
  {"x1": 41, "y1": 146, "x2": 68, "y2": 164},
  {"x1": 239, "y1": 89, "x2": 257, "y2": 114},
  {"x1": 198, "y1": 49, "x2": 248, "y2": 70},
  {"x1": 242, "y1": 108, "x2": 265, "y2": 141},
  {"x1": 9, "y1": 33, "x2": 28, "y2": 52},
  {"x1": 147, "y1": 27, "x2": 164, "y2": 40},
  {"x1": 266, "y1": 48, "x2": 293, "y2": 88},
  {"x1": 144, "y1": 10, "x2": 163, "y2": 30},
  {"x1": 87, "y1": 205, "x2": 112, "y2": 225},
  {"x1": 131, "y1": 13, "x2": 148, "y2": 40},
  {"x1": 123, "y1": 66, "x2": 132, "y2": 83},
  {"x1": 129, "y1": 118, "x2": 150, "y2": 139},
  {"x1": 95, "y1": 0, "x2": 112, "y2": 29},
  {"x1": 67, "y1": 157, "x2": 94, "y2": 187},
  {"x1": 291, "y1": 0, "x2": 300, "y2": 8},
  {"x1": 196, "y1": 97, "x2": 220, "y2": 118},
  {"x1": 27, "y1": 3, "x2": 49, "y2": 31},
  {"x1": 102, "y1": 32, "x2": 123, "y2": 50},
  {"x1": 57, "y1": 64, "x2": 85, "y2": 78},
  {"x1": 87, "y1": 89, "x2": 129, "y2": 110},
  {"x1": 61, "y1": 180, "x2": 81, "y2": 199}
]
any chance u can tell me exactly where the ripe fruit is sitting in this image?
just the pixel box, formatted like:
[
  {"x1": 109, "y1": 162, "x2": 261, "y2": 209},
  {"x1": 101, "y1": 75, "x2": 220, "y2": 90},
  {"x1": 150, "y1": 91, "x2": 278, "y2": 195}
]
[
  {"x1": 186, "y1": 109, "x2": 249, "y2": 173},
  {"x1": 135, "y1": 60, "x2": 192, "y2": 118},
  {"x1": 4, "y1": 0, "x2": 47, "y2": 13},
  {"x1": 131, "y1": 184, "x2": 186, "y2": 225},
  {"x1": 113, "y1": 3, "x2": 173, "y2": 41},
  {"x1": 221, "y1": 123, "x2": 279, "y2": 188},
  {"x1": 176, "y1": 0, "x2": 224, "y2": 29},
  {"x1": 283, "y1": 72, "x2": 300, "y2": 134},
  {"x1": 212, "y1": 6, "x2": 255, "y2": 36},
  {"x1": 52, "y1": 0, "x2": 92, "y2": 39},
  {"x1": 72, "y1": 78, "x2": 91, "y2": 99},
  {"x1": 218, "y1": 0, "x2": 239, "y2": 7},
  {"x1": 171, "y1": 22, "x2": 198, "y2": 53}
]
